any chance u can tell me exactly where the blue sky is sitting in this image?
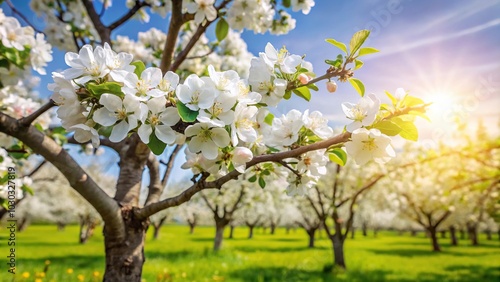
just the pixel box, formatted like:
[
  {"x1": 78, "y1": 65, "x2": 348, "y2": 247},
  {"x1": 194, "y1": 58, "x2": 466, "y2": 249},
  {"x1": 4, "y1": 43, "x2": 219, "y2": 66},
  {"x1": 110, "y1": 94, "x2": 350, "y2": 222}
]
[{"x1": 3, "y1": 0, "x2": 500, "y2": 185}]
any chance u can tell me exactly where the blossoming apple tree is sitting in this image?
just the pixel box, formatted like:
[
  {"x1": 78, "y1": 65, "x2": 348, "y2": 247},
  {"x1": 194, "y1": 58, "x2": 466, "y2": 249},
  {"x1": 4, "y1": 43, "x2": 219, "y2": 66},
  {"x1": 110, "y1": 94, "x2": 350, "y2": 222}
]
[{"x1": 0, "y1": 1, "x2": 429, "y2": 280}]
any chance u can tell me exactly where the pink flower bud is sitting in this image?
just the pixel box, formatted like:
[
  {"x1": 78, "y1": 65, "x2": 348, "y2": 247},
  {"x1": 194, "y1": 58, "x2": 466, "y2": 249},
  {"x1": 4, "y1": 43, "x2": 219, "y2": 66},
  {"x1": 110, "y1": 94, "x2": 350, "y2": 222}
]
[
  {"x1": 298, "y1": 73, "x2": 310, "y2": 84},
  {"x1": 326, "y1": 81, "x2": 337, "y2": 93}
]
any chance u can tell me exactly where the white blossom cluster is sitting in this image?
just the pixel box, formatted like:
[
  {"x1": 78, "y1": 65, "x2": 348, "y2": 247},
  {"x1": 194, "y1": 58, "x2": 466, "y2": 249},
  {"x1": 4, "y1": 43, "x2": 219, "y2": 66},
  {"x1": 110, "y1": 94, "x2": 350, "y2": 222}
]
[
  {"x1": 342, "y1": 94, "x2": 396, "y2": 166},
  {"x1": 30, "y1": 0, "x2": 98, "y2": 51},
  {"x1": 114, "y1": 26, "x2": 253, "y2": 77},
  {"x1": 0, "y1": 9, "x2": 53, "y2": 78},
  {"x1": 49, "y1": 42, "x2": 342, "y2": 195}
]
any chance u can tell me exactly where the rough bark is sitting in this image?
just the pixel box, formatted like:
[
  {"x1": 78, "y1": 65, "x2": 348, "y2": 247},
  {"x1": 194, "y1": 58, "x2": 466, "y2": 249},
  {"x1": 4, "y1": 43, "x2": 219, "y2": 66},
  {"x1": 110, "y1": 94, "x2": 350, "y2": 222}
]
[
  {"x1": 332, "y1": 234, "x2": 346, "y2": 268},
  {"x1": 213, "y1": 219, "x2": 228, "y2": 251},
  {"x1": 449, "y1": 226, "x2": 458, "y2": 246},
  {"x1": 228, "y1": 225, "x2": 235, "y2": 239},
  {"x1": 103, "y1": 207, "x2": 149, "y2": 282},
  {"x1": 428, "y1": 227, "x2": 441, "y2": 252},
  {"x1": 467, "y1": 224, "x2": 479, "y2": 246}
]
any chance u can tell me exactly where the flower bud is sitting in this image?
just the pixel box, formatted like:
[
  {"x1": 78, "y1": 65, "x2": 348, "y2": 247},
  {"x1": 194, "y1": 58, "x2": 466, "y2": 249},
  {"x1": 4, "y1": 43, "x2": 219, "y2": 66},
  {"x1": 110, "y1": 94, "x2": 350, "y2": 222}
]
[
  {"x1": 326, "y1": 81, "x2": 337, "y2": 93},
  {"x1": 298, "y1": 73, "x2": 310, "y2": 84}
]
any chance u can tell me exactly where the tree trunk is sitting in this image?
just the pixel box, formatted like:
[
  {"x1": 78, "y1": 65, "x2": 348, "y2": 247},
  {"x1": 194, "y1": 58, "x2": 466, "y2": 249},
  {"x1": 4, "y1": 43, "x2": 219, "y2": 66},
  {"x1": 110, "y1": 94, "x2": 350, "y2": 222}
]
[
  {"x1": 103, "y1": 208, "x2": 149, "y2": 282},
  {"x1": 497, "y1": 229, "x2": 500, "y2": 241},
  {"x1": 189, "y1": 223, "x2": 195, "y2": 234},
  {"x1": 410, "y1": 229, "x2": 417, "y2": 237},
  {"x1": 286, "y1": 226, "x2": 290, "y2": 234},
  {"x1": 17, "y1": 217, "x2": 29, "y2": 232},
  {"x1": 351, "y1": 227, "x2": 355, "y2": 239},
  {"x1": 449, "y1": 226, "x2": 458, "y2": 246},
  {"x1": 373, "y1": 228, "x2": 378, "y2": 238},
  {"x1": 152, "y1": 225, "x2": 160, "y2": 240},
  {"x1": 440, "y1": 230, "x2": 446, "y2": 238},
  {"x1": 468, "y1": 224, "x2": 479, "y2": 246},
  {"x1": 57, "y1": 221, "x2": 66, "y2": 231},
  {"x1": 428, "y1": 227, "x2": 441, "y2": 252},
  {"x1": 460, "y1": 228, "x2": 466, "y2": 240},
  {"x1": 229, "y1": 225, "x2": 235, "y2": 239},
  {"x1": 214, "y1": 223, "x2": 226, "y2": 251},
  {"x1": 248, "y1": 225, "x2": 255, "y2": 239},
  {"x1": 362, "y1": 222, "x2": 368, "y2": 237},
  {"x1": 307, "y1": 229, "x2": 316, "y2": 248},
  {"x1": 485, "y1": 229, "x2": 492, "y2": 240},
  {"x1": 270, "y1": 223, "x2": 277, "y2": 235},
  {"x1": 332, "y1": 234, "x2": 346, "y2": 269}
]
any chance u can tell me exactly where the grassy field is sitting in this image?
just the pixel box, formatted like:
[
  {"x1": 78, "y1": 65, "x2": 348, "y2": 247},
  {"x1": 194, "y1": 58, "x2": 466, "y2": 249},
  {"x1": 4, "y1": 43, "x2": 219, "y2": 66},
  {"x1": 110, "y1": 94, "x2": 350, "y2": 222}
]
[{"x1": 0, "y1": 224, "x2": 499, "y2": 282}]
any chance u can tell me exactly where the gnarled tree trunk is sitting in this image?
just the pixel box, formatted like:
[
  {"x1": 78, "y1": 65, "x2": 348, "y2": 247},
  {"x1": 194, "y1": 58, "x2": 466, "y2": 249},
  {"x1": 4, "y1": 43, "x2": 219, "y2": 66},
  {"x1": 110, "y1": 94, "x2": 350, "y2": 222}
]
[
  {"x1": 332, "y1": 234, "x2": 346, "y2": 268},
  {"x1": 307, "y1": 228, "x2": 316, "y2": 248},
  {"x1": 103, "y1": 207, "x2": 149, "y2": 282},
  {"x1": 214, "y1": 217, "x2": 229, "y2": 251},
  {"x1": 428, "y1": 227, "x2": 441, "y2": 252}
]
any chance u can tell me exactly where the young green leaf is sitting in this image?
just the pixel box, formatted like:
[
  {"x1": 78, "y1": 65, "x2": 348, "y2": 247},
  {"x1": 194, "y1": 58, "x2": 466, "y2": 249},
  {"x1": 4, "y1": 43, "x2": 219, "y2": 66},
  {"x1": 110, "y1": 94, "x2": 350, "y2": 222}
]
[
  {"x1": 306, "y1": 83, "x2": 319, "y2": 91},
  {"x1": 292, "y1": 86, "x2": 311, "y2": 101},
  {"x1": 264, "y1": 113, "x2": 274, "y2": 125},
  {"x1": 258, "y1": 176, "x2": 266, "y2": 188},
  {"x1": 392, "y1": 118, "x2": 418, "y2": 141},
  {"x1": 357, "y1": 47, "x2": 379, "y2": 57},
  {"x1": 283, "y1": 90, "x2": 292, "y2": 100},
  {"x1": 216, "y1": 18, "x2": 229, "y2": 42},
  {"x1": 354, "y1": 59, "x2": 364, "y2": 70},
  {"x1": 371, "y1": 120, "x2": 402, "y2": 136},
  {"x1": 86, "y1": 82, "x2": 124, "y2": 98},
  {"x1": 248, "y1": 175, "x2": 257, "y2": 182},
  {"x1": 385, "y1": 91, "x2": 398, "y2": 105},
  {"x1": 131, "y1": 61, "x2": 146, "y2": 77},
  {"x1": 328, "y1": 148, "x2": 347, "y2": 166},
  {"x1": 349, "y1": 30, "x2": 370, "y2": 56},
  {"x1": 325, "y1": 38, "x2": 347, "y2": 54},
  {"x1": 148, "y1": 132, "x2": 167, "y2": 155},
  {"x1": 177, "y1": 102, "x2": 199, "y2": 122},
  {"x1": 348, "y1": 78, "x2": 365, "y2": 97}
]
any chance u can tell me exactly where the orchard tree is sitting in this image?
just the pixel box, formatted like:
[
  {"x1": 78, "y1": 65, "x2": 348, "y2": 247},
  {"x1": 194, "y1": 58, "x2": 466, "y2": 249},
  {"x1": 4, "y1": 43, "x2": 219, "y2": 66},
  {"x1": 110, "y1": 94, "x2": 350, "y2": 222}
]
[{"x1": 0, "y1": 1, "x2": 429, "y2": 280}]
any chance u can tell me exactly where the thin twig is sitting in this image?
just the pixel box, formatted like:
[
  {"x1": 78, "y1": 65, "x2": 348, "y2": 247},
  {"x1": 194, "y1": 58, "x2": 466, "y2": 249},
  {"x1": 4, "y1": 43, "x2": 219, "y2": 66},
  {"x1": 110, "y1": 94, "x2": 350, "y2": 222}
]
[{"x1": 5, "y1": 0, "x2": 44, "y2": 34}]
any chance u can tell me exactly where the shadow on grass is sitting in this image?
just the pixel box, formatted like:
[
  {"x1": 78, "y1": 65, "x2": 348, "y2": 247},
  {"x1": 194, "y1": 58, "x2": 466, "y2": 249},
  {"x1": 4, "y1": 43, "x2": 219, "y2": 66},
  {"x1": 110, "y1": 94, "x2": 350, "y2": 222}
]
[
  {"x1": 234, "y1": 245, "x2": 329, "y2": 253},
  {"x1": 367, "y1": 248, "x2": 500, "y2": 258},
  {"x1": 443, "y1": 264, "x2": 500, "y2": 281}
]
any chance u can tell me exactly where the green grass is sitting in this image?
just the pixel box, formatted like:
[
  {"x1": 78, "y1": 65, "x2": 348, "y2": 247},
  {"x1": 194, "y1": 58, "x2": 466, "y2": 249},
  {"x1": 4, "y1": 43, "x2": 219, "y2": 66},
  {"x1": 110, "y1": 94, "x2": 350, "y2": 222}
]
[{"x1": 0, "y1": 224, "x2": 499, "y2": 282}]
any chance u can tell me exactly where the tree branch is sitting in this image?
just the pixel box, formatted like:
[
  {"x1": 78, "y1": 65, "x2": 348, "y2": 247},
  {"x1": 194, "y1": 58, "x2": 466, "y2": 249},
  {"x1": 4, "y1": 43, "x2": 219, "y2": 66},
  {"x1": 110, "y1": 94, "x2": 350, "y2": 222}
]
[
  {"x1": 108, "y1": 1, "x2": 149, "y2": 31},
  {"x1": 5, "y1": 0, "x2": 44, "y2": 34},
  {"x1": 159, "y1": 0, "x2": 185, "y2": 73},
  {"x1": 0, "y1": 113, "x2": 124, "y2": 240},
  {"x1": 81, "y1": 0, "x2": 111, "y2": 44},
  {"x1": 19, "y1": 100, "x2": 55, "y2": 127}
]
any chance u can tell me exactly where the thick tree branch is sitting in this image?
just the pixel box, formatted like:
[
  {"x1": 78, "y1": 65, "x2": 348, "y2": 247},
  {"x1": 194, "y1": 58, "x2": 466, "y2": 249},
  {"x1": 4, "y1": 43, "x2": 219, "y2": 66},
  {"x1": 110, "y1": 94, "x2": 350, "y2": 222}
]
[
  {"x1": 19, "y1": 100, "x2": 55, "y2": 127},
  {"x1": 0, "y1": 113, "x2": 124, "y2": 240},
  {"x1": 159, "y1": 0, "x2": 185, "y2": 73},
  {"x1": 81, "y1": 0, "x2": 111, "y2": 44},
  {"x1": 144, "y1": 153, "x2": 163, "y2": 206}
]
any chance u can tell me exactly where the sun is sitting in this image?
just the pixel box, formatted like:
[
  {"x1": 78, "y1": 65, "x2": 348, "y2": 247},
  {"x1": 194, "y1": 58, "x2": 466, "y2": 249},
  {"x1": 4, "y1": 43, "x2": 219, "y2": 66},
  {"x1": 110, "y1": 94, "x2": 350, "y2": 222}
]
[{"x1": 424, "y1": 90, "x2": 458, "y2": 122}]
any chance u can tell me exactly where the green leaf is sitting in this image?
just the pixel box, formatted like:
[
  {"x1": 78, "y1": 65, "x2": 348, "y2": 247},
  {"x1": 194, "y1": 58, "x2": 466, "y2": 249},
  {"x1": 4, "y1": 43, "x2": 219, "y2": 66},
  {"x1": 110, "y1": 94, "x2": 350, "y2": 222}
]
[
  {"x1": 248, "y1": 175, "x2": 257, "y2": 182},
  {"x1": 349, "y1": 30, "x2": 370, "y2": 56},
  {"x1": 325, "y1": 38, "x2": 347, "y2": 54},
  {"x1": 264, "y1": 113, "x2": 274, "y2": 125},
  {"x1": 402, "y1": 95, "x2": 425, "y2": 108},
  {"x1": 87, "y1": 82, "x2": 124, "y2": 98},
  {"x1": 325, "y1": 59, "x2": 342, "y2": 68},
  {"x1": 131, "y1": 61, "x2": 146, "y2": 77},
  {"x1": 307, "y1": 83, "x2": 319, "y2": 91},
  {"x1": 385, "y1": 91, "x2": 398, "y2": 105},
  {"x1": 0, "y1": 58, "x2": 9, "y2": 69},
  {"x1": 22, "y1": 185, "x2": 34, "y2": 196},
  {"x1": 283, "y1": 90, "x2": 292, "y2": 100},
  {"x1": 354, "y1": 59, "x2": 364, "y2": 70},
  {"x1": 148, "y1": 132, "x2": 167, "y2": 155},
  {"x1": 328, "y1": 148, "x2": 347, "y2": 166},
  {"x1": 292, "y1": 86, "x2": 311, "y2": 101},
  {"x1": 282, "y1": 0, "x2": 291, "y2": 8},
  {"x1": 348, "y1": 78, "x2": 365, "y2": 97},
  {"x1": 392, "y1": 118, "x2": 418, "y2": 141},
  {"x1": 372, "y1": 120, "x2": 402, "y2": 136},
  {"x1": 357, "y1": 47, "x2": 379, "y2": 57},
  {"x1": 409, "y1": 110, "x2": 431, "y2": 122},
  {"x1": 258, "y1": 176, "x2": 266, "y2": 188},
  {"x1": 215, "y1": 18, "x2": 229, "y2": 42},
  {"x1": 177, "y1": 102, "x2": 199, "y2": 122}
]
